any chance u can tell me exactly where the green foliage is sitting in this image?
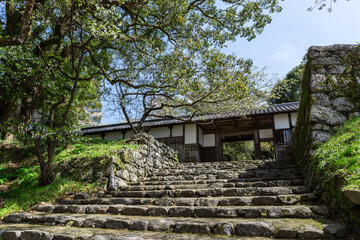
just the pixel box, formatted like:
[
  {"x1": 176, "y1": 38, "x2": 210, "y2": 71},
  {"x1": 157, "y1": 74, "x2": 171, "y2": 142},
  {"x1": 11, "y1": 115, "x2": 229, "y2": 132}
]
[
  {"x1": 294, "y1": 60, "x2": 313, "y2": 168},
  {"x1": 1, "y1": 0, "x2": 283, "y2": 183},
  {"x1": 223, "y1": 141, "x2": 275, "y2": 161},
  {"x1": 269, "y1": 63, "x2": 305, "y2": 104},
  {"x1": 314, "y1": 116, "x2": 360, "y2": 191},
  {"x1": 308, "y1": 116, "x2": 360, "y2": 224},
  {"x1": 54, "y1": 139, "x2": 137, "y2": 163},
  {"x1": 308, "y1": 0, "x2": 339, "y2": 12},
  {"x1": 260, "y1": 142, "x2": 275, "y2": 159},
  {"x1": 0, "y1": 141, "x2": 102, "y2": 219},
  {"x1": 0, "y1": 174, "x2": 99, "y2": 219},
  {"x1": 223, "y1": 141, "x2": 254, "y2": 161}
]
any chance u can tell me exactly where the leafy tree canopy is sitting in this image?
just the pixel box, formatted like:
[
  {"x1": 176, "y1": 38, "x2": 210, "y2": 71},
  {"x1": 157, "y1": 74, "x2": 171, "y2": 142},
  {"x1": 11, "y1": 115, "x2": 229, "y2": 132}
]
[
  {"x1": 0, "y1": 0, "x2": 283, "y2": 184},
  {"x1": 268, "y1": 62, "x2": 305, "y2": 104}
]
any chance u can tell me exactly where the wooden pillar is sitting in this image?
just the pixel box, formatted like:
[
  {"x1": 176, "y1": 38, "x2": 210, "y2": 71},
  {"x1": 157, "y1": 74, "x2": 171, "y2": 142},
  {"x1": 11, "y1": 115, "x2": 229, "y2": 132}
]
[
  {"x1": 253, "y1": 129, "x2": 262, "y2": 160},
  {"x1": 169, "y1": 125, "x2": 173, "y2": 138},
  {"x1": 288, "y1": 113, "x2": 294, "y2": 141},
  {"x1": 215, "y1": 133, "x2": 222, "y2": 162},
  {"x1": 272, "y1": 114, "x2": 279, "y2": 160},
  {"x1": 121, "y1": 130, "x2": 126, "y2": 140},
  {"x1": 196, "y1": 125, "x2": 200, "y2": 162}
]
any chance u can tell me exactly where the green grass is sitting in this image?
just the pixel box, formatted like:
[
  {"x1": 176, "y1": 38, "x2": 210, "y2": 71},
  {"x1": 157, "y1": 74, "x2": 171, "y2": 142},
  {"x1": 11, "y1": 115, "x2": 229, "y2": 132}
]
[
  {"x1": 314, "y1": 116, "x2": 360, "y2": 191},
  {"x1": 0, "y1": 138, "x2": 137, "y2": 219},
  {"x1": 310, "y1": 116, "x2": 360, "y2": 223},
  {"x1": 54, "y1": 138, "x2": 137, "y2": 163},
  {"x1": 0, "y1": 160, "x2": 100, "y2": 219}
]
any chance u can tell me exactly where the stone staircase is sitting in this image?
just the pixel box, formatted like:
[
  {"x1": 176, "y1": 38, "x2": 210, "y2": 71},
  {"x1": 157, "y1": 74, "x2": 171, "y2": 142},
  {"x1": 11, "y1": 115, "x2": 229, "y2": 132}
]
[{"x1": 0, "y1": 159, "x2": 351, "y2": 239}]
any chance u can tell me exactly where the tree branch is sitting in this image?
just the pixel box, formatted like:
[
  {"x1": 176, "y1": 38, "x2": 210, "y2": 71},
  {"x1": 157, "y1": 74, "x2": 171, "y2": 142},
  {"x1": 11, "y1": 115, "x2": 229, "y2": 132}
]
[{"x1": 0, "y1": 0, "x2": 35, "y2": 47}]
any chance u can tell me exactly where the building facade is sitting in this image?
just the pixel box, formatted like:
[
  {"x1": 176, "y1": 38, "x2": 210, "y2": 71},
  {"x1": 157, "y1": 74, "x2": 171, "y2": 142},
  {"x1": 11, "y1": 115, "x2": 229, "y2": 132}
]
[{"x1": 82, "y1": 102, "x2": 298, "y2": 162}]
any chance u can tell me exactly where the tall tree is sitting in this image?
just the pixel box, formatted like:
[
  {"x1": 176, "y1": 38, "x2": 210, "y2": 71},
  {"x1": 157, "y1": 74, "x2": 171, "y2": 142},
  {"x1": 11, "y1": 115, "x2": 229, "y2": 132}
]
[
  {"x1": 1, "y1": 0, "x2": 283, "y2": 184},
  {"x1": 0, "y1": 0, "x2": 35, "y2": 47},
  {"x1": 268, "y1": 63, "x2": 305, "y2": 104}
]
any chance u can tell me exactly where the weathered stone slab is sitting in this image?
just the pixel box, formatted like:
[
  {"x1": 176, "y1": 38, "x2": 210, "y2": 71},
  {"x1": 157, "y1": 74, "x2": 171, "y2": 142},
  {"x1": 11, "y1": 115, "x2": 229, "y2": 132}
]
[
  {"x1": 344, "y1": 189, "x2": 360, "y2": 204},
  {"x1": 174, "y1": 222, "x2": 211, "y2": 234},
  {"x1": 235, "y1": 221, "x2": 274, "y2": 237},
  {"x1": 298, "y1": 225, "x2": 324, "y2": 239}
]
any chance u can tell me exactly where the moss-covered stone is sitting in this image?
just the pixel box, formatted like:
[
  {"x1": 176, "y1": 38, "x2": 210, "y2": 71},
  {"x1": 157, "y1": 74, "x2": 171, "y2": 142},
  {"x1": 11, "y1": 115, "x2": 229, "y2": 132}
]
[{"x1": 295, "y1": 44, "x2": 360, "y2": 225}]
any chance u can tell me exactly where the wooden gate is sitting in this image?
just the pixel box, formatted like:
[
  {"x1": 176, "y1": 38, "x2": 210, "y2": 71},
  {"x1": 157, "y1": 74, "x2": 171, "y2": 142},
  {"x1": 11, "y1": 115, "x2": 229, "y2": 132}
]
[{"x1": 274, "y1": 128, "x2": 294, "y2": 160}]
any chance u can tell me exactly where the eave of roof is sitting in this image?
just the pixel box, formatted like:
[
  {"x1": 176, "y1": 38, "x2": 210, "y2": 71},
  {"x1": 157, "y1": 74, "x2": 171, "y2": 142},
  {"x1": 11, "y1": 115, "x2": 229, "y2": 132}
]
[{"x1": 81, "y1": 102, "x2": 299, "y2": 135}]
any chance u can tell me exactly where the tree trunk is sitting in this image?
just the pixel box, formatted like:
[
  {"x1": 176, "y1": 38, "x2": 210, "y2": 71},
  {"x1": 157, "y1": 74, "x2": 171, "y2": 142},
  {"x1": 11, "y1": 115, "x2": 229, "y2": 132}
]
[
  {"x1": 0, "y1": 85, "x2": 40, "y2": 140},
  {"x1": 0, "y1": 101, "x2": 21, "y2": 140},
  {"x1": 39, "y1": 162, "x2": 56, "y2": 186},
  {"x1": 34, "y1": 138, "x2": 56, "y2": 186}
]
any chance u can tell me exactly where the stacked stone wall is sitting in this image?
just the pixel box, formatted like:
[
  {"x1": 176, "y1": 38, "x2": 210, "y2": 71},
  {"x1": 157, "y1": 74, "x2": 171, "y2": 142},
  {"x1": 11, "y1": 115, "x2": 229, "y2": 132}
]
[
  {"x1": 294, "y1": 44, "x2": 360, "y2": 223},
  {"x1": 306, "y1": 45, "x2": 359, "y2": 147},
  {"x1": 58, "y1": 133, "x2": 178, "y2": 191},
  {"x1": 295, "y1": 44, "x2": 360, "y2": 164}
]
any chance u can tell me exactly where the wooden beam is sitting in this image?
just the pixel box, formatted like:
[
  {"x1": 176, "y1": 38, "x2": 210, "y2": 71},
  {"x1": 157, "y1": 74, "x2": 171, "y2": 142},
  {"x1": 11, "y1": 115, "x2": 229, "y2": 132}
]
[
  {"x1": 288, "y1": 112, "x2": 293, "y2": 129},
  {"x1": 212, "y1": 121, "x2": 219, "y2": 129},
  {"x1": 215, "y1": 133, "x2": 222, "y2": 162},
  {"x1": 252, "y1": 118, "x2": 259, "y2": 130},
  {"x1": 183, "y1": 124, "x2": 185, "y2": 144},
  {"x1": 220, "y1": 130, "x2": 253, "y2": 138},
  {"x1": 169, "y1": 125, "x2": 173, "y2": 138},
  {"x1": 253, "y1": 129, "x2": 262, "y2": 160},
  {"x1": 272, "y1": 114, "x2": 279, "y2": 160},
  {"x1": 232, "y1": 119, "x2": 238, "y2": 128},
  {"x1": 196, "y1": 125, "x2": 200, "y2": 162},
  {"x1": 121, "y1": 130, "x2": 126, "y2": 139}
]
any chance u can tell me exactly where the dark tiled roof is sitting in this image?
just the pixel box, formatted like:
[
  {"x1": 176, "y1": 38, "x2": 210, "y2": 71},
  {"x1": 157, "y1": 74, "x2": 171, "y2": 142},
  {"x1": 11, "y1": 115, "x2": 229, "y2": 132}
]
[{"x1": 82, "y1": 102, "x2": 299, "y2": 134}]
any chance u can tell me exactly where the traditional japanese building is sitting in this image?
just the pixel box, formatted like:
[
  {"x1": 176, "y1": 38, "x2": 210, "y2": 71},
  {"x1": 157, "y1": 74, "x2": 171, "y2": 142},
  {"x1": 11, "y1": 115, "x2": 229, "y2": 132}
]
[{"x1": 82, "y1": 102, "x2": 298, "y2": 162}]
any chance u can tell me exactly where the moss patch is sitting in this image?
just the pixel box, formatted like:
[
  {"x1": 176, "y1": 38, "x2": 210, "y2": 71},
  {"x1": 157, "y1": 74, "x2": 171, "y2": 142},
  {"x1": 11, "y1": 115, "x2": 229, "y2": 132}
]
[
  {"x1": 294, "y1": 59, "x2": 313, "y2": 171},
  {"x1": 310, "y1": 116, "x2": 360, "y2": 223},
  {"x1": 54, "y1": 139, "x2": 137, "y2": 163},
  {"x1": 0, "y1": 139, "x2": 136, "y2": 220}
]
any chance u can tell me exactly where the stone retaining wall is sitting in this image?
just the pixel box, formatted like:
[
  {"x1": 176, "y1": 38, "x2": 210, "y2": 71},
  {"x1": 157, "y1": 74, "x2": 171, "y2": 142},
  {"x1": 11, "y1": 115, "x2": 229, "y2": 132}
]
[
  {"x1": 295, "y1": 44, "x2": 360, "y2": 163},
  {"x1": 58, "y1": 133, "x2": 178, "y2": 191},
  {"x1": 306, "y1": 45, "x2": 359, "y2": 146},
  {"x1": 294, "y1": 44, "x2": 360, "y2": 223}
]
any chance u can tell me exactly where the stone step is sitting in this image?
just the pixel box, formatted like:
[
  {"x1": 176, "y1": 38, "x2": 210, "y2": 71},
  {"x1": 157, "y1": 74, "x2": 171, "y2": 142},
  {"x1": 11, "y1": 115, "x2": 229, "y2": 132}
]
[
  {"x1": 109, "y1": 186, "x2": 311, "y2": 198},
  {"x1": 167, "y1": 163, "x2": 297, "y2": 167},
  {"x1": 176, "y1": 160, "x2": 296, "y2": 167},
  {"x1": 3, "y1": 213, "x2": 347, "y2": 239},
  {"x1": 34, "y1": 204, "x2": 318, "y2": 219},
  {"x1": 153, "y1": 164, "x2": 298, "y2": 172},
  {"x1": 153, "y1": 163, "x2": 299, "y2": 170},
  {"x1": 142, "y1": 173, "x2": 303, "y2": 182},
  {"x1": 146, "y1": 169, "x2": 301, "y2": 178},
  {"x1": 119, "y1": 179, "x2": 304, "y2": 191},
  {"x1": 129, "y1": 178, "x2": 304, "y2": 187},
  {"x1": 58, "y1": 194, "x2": 318, "y2": 207},
  {"x1": 0, "y1": 223, "x2": 273, "y2": 240}
]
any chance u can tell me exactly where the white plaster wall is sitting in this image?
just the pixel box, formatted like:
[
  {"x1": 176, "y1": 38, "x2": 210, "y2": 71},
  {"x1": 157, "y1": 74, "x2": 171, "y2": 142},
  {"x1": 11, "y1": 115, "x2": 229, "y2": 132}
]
[
  {"x1": 198, "y1": 127, "x2": 204, "y2": 146},
  {"x1": 274, "y1": 114, "x2": 290, "y2": 129},
  {"x1": 204, "y1": 134, "x2": 215, "y2": 147},
  {"x1": 172, "y1": 125, "x2": 183, "y2": 137},
  {"x1": 104, "y1": 131, "x2": 122, "y2": 141},
  {"x1": 291, "y1": 112, "x2": 298, "y2": 127},
  {"x1": 259, "y1": 129, "x2": 273, "y2": 139},
  {"x1": 125, "y1": 130, "x2": 134, "y2": 139},
  {"x1": 88, "y1": 134, "x2": 101, "y2": 139},
  {"x1": 148, "y1": 127, "x2": 171, "y2": 138},
  {"x1": 185, "y1": 124, "x2": 197, "y2": 144}
]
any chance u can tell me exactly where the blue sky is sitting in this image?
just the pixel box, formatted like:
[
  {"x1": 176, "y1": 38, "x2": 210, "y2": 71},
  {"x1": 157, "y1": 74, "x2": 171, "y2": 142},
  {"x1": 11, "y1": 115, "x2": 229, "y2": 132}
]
[
  {"x1": 224, "y1": 0, "x2": 360, "y2": 78},
  {"x1": 101, "y1": 0, "x2": 360, "y2": 124}
]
